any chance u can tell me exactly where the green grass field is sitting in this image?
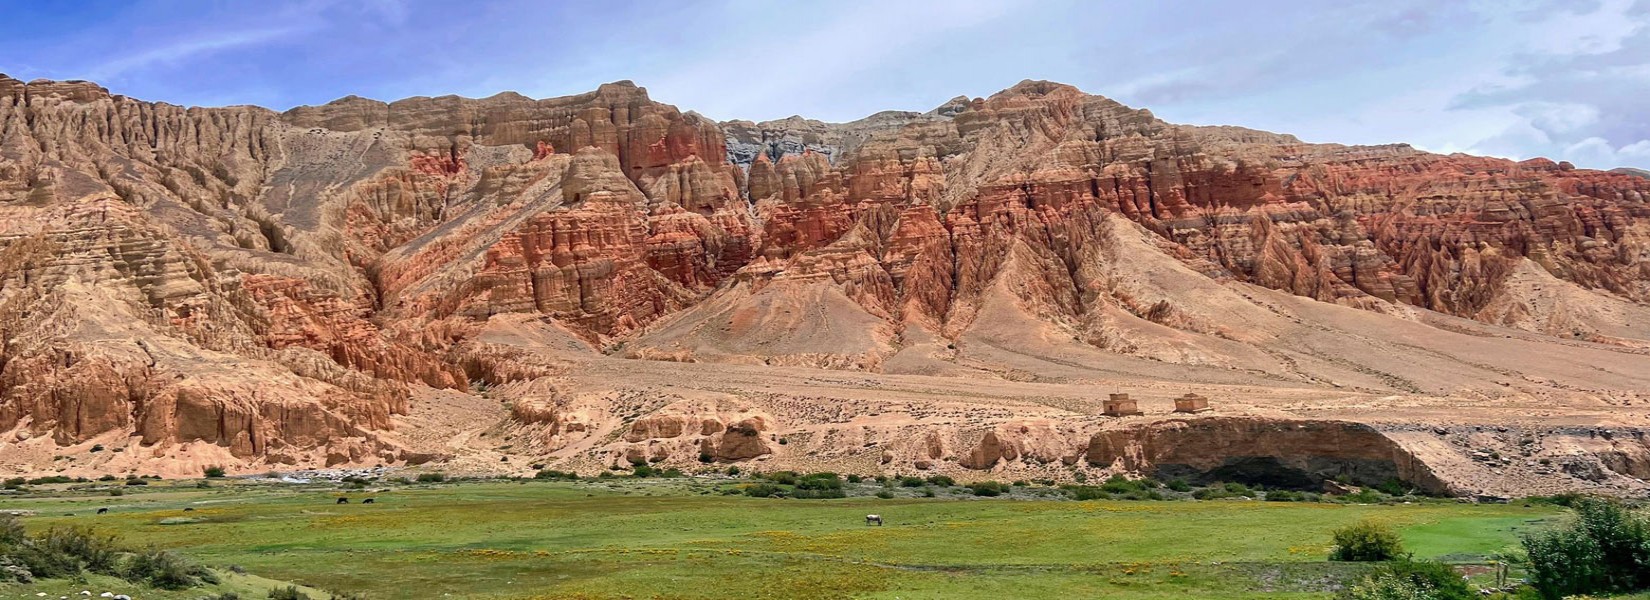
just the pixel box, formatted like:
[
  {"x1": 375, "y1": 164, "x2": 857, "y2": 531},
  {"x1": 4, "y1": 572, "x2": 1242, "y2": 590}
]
[{"x1": 0, "y1": 478, "x2": 1563, "y2": 599}]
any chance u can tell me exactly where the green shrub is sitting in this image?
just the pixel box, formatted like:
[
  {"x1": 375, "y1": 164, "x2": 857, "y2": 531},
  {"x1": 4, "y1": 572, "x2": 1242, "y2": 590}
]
[
  {"x1": 26, "y1": 476, "x2": 73, "y2": 485},
  {"x1": 1373, "y1": 478, "x2": 1411, "y2": 497},
  {"x1": 1522, "y1": 497, "x2": 1650, "y2": 599},
  {"x1": 874, "y1": 490, "x2": 895, "y2": 499},
  {"x1": 1523, "y1": 492, "x2": 1584, "y2": 508},
  {"x1": 1099, "y1": 475, "x2": 1142, "y2": 494},
  {"x1": 125, "y1": 478, "x2": 149, "y2": 486},
  {"x1": 1340, "y1": 489, "x2": 1389, "y2": 504},
  {"x1": 108, "y1": 489, "x2": 124, "y2": 497},
  {"x1": 921, "y1": 487, "x2": 936, "y2": 498},
  {"x1": 415, "y1": 472, "x2": 446, "y2": 483},
  {"x1": 631, "y1": 464, "x2": 656, "y2": 478},
  {"x1": 1166, "y1": 479, "x2": 1192, "y2": 492},
  {"x1": 1330, "y1": 520, "x2": 1405, "y2": 562},
  {"x1": 1117, "y1": 489, "x2": 1165, "y2": 501},
  {"x1": 795, "y1": 473, "x2": 843, "y2": 491},
  {"x1": 742, "y1": 483, "x2": 784, "y2": 498},
  {"x1": 967, "y1": 481, "x2": 1010, "y2": 497},
  {"x1": 203, "y1": 466, "x2": 226, "y2": 478},
  {"x1": 763, "y1": 471, "x2": 799, "y2": 485},
  {"x1": 898, "y1": 476, "x2": 926, "y2": 488},
  {"x1": 269, "y1": 586, "x2": 311, "y2": 600},
  {"x1": 1062, "y1": 485, "x2": 1110, "y2": 500},
  {"x1": 846, "y1": 474, "x2": 862, "y2": 483},
  {"x1": 0, "y1": 514, "x2": 23, "y2": 546},
  {"x1": 925, "y1": 475, "x2": 956, "y2": 487},
  {"x1": 534, "y1": 470, "x2": 578, "y2": 480},
  {"x1": 1222, "y1": 482, "x2": 1253, "y2": 496},
  {"x1": 122, "y1": 546, "x2": 217, "y2": 589},
  {"x1": 1267, "y1": 490, "x2": 1305, "y2": 502},
  {"x1": 1337, "y1": 559, "x2": 1472, "y2": 600}
]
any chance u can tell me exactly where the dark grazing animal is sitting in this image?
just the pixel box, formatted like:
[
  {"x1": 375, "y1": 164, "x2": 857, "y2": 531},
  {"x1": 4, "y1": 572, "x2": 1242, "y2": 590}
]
[
  {"x1": 96, "y1": 508, "x2": 108, "y2": 515},
  {"x1": 362, "y1": 498, "x2": 375, "y2": 504},
  {"x1": 337, "y1": 497, "x2": 349, "y2": 504}
]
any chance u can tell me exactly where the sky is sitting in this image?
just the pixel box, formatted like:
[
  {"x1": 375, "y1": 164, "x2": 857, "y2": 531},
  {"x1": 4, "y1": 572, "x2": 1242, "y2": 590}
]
[{"x1": 2, "y1": 0, "x2": 1647, "y2": 170}]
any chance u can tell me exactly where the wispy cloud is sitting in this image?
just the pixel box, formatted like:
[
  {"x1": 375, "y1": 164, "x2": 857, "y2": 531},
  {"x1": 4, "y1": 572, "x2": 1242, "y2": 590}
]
[{"x1": 84, "y1": 26, "x2": 309, "y2": 81}]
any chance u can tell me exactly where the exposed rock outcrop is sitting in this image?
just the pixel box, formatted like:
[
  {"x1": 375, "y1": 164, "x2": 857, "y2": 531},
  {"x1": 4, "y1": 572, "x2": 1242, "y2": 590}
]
[{"x1": 4, "y1": 72, "x2": 1650, "y2": 488}]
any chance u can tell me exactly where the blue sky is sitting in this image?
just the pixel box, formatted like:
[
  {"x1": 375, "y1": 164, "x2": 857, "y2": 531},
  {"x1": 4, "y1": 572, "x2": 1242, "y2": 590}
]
[{"x1": 3, "y1": 0, "x2": 1647, "y2": 169}]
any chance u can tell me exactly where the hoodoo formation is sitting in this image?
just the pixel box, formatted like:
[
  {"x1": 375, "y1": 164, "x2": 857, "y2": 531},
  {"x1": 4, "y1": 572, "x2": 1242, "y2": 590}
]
[{"x1": 3, "y1": 75, "x2": 1650, "y2": 496}]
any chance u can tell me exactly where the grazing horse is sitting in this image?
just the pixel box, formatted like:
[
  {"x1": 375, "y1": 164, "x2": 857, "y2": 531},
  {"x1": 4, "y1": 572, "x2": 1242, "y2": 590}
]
[
  {"x1": 336, "y1": 497, "x2": 349, "y2": 504},
  {"x1": 362, "y1": 498, "x2": 375, "y2": 504},
  {"x1": 865, "y1": 514, "x2": 883, "y2": 526},
  {"x1": 96, "y1": 508, "x2": 108, "y2": 515}
]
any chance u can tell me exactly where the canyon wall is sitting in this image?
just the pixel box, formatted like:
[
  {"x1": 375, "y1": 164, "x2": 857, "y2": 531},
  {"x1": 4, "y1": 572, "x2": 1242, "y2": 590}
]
[{"x1": 2, "y1": 74, "x2": 1649, "y2": 490}]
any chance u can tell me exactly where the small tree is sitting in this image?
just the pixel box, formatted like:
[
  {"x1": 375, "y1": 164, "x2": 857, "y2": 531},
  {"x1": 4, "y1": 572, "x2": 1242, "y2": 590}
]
[
  {"x1": 1330, "y1": 520, "x2": 1405, "y2": 562},
  {"x1": 1522, "y1": 497, "x2": 1650, "y2": 599}
]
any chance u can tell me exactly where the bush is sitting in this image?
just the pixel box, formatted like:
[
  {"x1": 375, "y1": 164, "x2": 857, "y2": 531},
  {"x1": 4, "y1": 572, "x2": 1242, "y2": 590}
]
[
  {"x1": 97, "y1": 475, "x2": 116, "y2": 482},
  {"x1": 898, "y1": 476, "x2": 926, "y2": 488},
  {"x1": 966, "y1": 481, "x2": 1010, "y2": 497},
  {"x1": 203, "y1": 466, "x2": 226, "y2": 478},
  {"x1": 660, "y1": 468, "x2": 684, "y2": 478},
  {"x1": 1373, "y1": 478, "x2": 1411, "y2": 497},
  {"x1": 742, "y1": 483, "x2": 784, "y2": 498},
  {"x1": 795, "y1": 473, "x2": 844, "y2": 491},
  {"x1": 875, "y1": 490, "x2": 895, "y2": 499},
  {"x1": 1117, "y1": 489, "x2": 1165, "y2": 501},
  {"x1": 846, "y1": 474, "x2": 862, "y2": 483},
  {"x1": 123, "y1": 546, "x2": 217, "y2": 589},
  {"x1": 26, "y1": 476, "x2": 74, "y2": 485},
  {"x1": 1064, "y1": 486, "x2": 1111, "y2": 501},
  {"x1": 1166, "y1": 479, "x2": 1192, "y2": 492},
  {"x1": 1337, "y1": 559, "x2": 1472, "y2": 600},
  {"x1": 1099, "y1": 475, "x2": 1142, "y2": 494},
  {"x1": 1330, "y1": 520, "x2": 1405, "y2": 562},
  {"x1": 534, "y1": 470, "x2": 578, "y2": 481},
  {"x1": 0, "y1": 514, "x2": 23, "y2": 546},
  {"x1": 1522, "y1": 497, "x2": 1650, "y2": 599},
  {"x1": 269, "y1": 586, "x2": 311, "y2": 600},
  {"x1": 1266, "y1": 490, "x2": 1305, "y2": 502},
  {"x1": 763, "y1": 471, "x2": 799, "y2": 485},
  {"x1": 631, "y1": 464, "x2": 656, "y2": 478},
  {"x1": 726, "y1": 466, "x2": 740, "y2": 476},
  {"x1": 415, "y1": 472, "x2": 447, "y2": 483},
  {"x1": 1523, "y1": 492, "x2": 1584, "y2": 508},
  {"x1": 125, "y1": 478, "x2": 148, "y2": 486},
  {"x1": 1341, "y1": 489, "x2": 1388, "y2": 504},
  {"x1": 925, "y1": 475, "x2": 956, "y2": 487}
]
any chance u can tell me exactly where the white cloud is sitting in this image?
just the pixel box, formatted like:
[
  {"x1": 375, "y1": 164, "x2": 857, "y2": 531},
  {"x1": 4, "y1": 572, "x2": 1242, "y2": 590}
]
[{"x1": 85, "y1": 26, "x2": 308, "y2": 81}]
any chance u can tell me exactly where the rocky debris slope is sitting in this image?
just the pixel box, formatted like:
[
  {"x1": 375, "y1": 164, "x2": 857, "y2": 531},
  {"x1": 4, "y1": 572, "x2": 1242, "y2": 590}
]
[{"x1": 2, "y1": 74, "x2": 1649, "y2": 492}]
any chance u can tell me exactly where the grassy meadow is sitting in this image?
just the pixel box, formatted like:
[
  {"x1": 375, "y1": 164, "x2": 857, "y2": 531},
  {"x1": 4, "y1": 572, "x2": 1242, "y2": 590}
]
[{"x1": 0, "y1": 477, "x2": 1563, "y2": 599}]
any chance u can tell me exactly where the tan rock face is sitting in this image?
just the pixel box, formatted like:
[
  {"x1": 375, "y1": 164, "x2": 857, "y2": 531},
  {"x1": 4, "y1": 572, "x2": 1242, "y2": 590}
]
[{"x1": 4, "y1": 72, "x2": 1650, "y2": 480}]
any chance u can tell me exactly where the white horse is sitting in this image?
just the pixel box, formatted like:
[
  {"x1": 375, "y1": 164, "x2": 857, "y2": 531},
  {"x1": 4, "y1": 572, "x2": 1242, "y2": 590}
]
[{"x1": 865, "y1": 514, "x2": 883, "y2": 526}]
